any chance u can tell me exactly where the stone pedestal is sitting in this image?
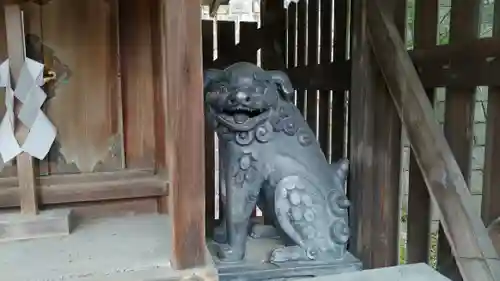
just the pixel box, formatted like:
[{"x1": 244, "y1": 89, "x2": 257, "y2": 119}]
[{"x1": 208, "y1": 237, "x2": 362, "y2": 281}]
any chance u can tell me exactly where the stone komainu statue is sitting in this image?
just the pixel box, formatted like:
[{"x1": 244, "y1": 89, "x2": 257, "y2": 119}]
[{"x1": 204, "y1": 62, "x2": 352, "y2": 263}]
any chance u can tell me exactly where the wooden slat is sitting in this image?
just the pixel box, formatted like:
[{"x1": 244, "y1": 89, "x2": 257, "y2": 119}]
[
  {"x1": 296, "y1": 0, "x2": 306, "y2": 113},
  {"x1": 202, "y1": 20, "x2": 214, "y2": 69},
  {"x1": 406, "y1": 0, "x2": 438, "y2": 264},
  {"x1": 438, "y1": 0, "x2": 480, "y2": 279},
  {"x1": 239, "y1": 22, "x2": 258, "y2": 64},
  {"x1": 159, "y1": 0, "x2": 206, "y2": 270},
  {"x1": 370, "y1": 0, "x2": 404, "y2": 268},
  {"x1": 217, "y1": 21, "x2": 236, "y2": 68},
  {"x1": 348, "y1": 0, "x2": 377, "y2": 267},
  {"x1": 481, "y1": 0, "x2": 500, "y2": 228},
  {"x1": 0, "y1": 169, "x2": 168, "y2": 207},
  {"x1": 366, "y1": 1, "x2": 500, "y2": 280},
  {"x1": 329, "y1": 0, "x2": 347, "y2": 160},
  {"x1": 202, "y1": 19, "x2": 215, "y2": 236},
  {"x1": 40, "y1": 0, "x2": 123, "y2": 173},
  {"x1": 317, "y1": 0, "x2": 333, "y2": 156},
  {"x1": 305, "y1": 0, "x2": 319, "y2": 134},
  {"x1": 260, "y1": 0, "x2": 286, "y2": 69},
  {"x1": 5, "y1": 4, "x2": 38, "y2": 215},
  {"x1": 119, "y1": 0, "x2": 156, "y2": 169},
  {"x1": 286, "y1": 3, "x2": 297, "y2": 69}
]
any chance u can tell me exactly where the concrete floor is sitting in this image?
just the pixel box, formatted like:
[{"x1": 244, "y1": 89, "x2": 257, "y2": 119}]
[
  {"x1": 0, "y1": 213, "x2": 208, "y2": 281},
  {"x1": 295, "y1": 263, "x2": 450, "y2": 281}
]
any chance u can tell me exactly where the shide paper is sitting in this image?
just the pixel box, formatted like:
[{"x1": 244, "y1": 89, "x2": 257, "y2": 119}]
[{"x1": 0, "y1": 58, "x2": 56, "y2": 162}]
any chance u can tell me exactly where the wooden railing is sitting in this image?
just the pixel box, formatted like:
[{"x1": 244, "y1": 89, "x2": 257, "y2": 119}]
[{"x1": 364, "y1": 0, "x2": 500, "y2": 280}]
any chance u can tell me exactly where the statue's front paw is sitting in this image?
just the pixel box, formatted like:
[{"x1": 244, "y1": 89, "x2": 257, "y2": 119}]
[{"x1": 215, "y1": 243, "x2": 245, "y2": 262}]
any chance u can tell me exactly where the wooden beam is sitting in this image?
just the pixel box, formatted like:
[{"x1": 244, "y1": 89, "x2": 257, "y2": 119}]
[
  {"x1": 213, "y1": 18, "x2": 500, "y2": 70},
  {"x1": 4, "y1": 4, "x2": 38, "y2": 215},
  {"x1": 158, "y1": 0, "x2": 206, "y2": 270},
  {"x1": 366, "y1": 1, "x2": 500, "y2": 280},
  {"x1": 0, "y1": 169, "x2": 168, "y2": 208},
  {"x1": 348, "y1": 0, "x2": 377, "y2": 267},
  {"x1": 288, "y1": 51, "x2": 500, "y2": 92}
]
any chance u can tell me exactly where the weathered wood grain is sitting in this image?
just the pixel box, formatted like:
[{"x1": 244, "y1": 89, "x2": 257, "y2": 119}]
[
  {"x1": 370, "y1": 0, "x2": 404, "y2": 268},
  {"x1": 4, "y1": 4, "x2": 37, "y2": 215},
  {"x1": 482, "y1": 0, "x2": 500, "y2": 229},
  {"x1": 119, "y1": 0, "x2": 156, "y2": 169},
  {"x1": 0, "y1": 169, "x2": 168, "y2": 208},
  {"x1": 348, "y1": 0, "x2": 376, "y2": 267},
  {"x1": 367, "y1": 1, "x2": 500, "y2": 280},
  {"x1": 40, "y1": 0, "x2": 123, "y2": 173},
  {"x1": 406, "y1": 0, "x2": 438, "y2": 264},
  {"x1": 158, "y1": 0, "x2": 207, "y2": 270}
]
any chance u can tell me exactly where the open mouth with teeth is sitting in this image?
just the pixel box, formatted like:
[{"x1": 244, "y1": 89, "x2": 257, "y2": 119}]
[{"x1": 215, "y1": 106, "x2": 271, "y2": 131}]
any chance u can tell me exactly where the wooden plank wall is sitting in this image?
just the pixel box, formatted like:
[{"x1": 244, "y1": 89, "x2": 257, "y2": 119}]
[
  {"x1": 0, "y1": 0, "x2": 160, "y2": 176},
  {"x1": 0, "y1": 0, "x2": 165, "y2": 218},
  {"x1": 353, "y1": 0, "x2": 500, "y2": 279},
  {"x1": 349, "y1": 0, "x2": 500, "y2": 275}
]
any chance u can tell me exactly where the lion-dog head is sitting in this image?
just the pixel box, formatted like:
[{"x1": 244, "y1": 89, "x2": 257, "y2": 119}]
[{"x1": 204, "y1": 62, "x2": 294, "y2": 132}]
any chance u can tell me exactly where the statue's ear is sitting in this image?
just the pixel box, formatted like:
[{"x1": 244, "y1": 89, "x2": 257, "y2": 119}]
[
  {"x1": 267, "y1": 70, "x2": 295, "y2": 102},
  {"x1": 203, "y1": 69, "x2": 225, "y2": 91}
]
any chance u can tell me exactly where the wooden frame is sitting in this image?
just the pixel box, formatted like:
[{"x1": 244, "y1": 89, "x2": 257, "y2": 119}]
[
  {"x1": 0, "y1": 169, "x2": 167, "y2": 208},
  {"x1": 366, "y1": 0, "x2": 500, "y2": 280}
]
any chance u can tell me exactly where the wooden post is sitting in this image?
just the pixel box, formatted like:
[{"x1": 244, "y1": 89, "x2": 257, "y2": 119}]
[
  {"x1": 158, "y1": 0, "x2": 207, "y2": 270},
  {"x1": 437, "y1": 0, "x2": 480, "y2": 279},
  {"x1": 482, "y1": 0, "x2": 500, "y2": 229},
  {"x1": 348, "y1": 0, "x2": 377, "y2": 267},
  {"x1": 0, "y1": 4, "x2": 71, "y2": 242},
  {"x1": 406, "y1": 0, "x2": 438, "y2": 264},
  {"x1": 4, "y1": 4, "x2": 38, "y2": 215}
]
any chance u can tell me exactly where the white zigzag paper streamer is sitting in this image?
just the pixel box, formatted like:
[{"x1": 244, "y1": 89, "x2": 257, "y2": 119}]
[{"x1": 0, "y1": 58, "x2": 57, "y2": 162}]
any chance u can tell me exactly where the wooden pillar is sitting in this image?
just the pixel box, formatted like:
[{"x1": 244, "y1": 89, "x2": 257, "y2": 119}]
[
  {"x1": 5, "y1": 4, "x2": 38, "y2": 215},
  {"x1": 156, "y1": 0, "x2": 207, "y2": 270},
  {"x1": 349, "y1": 0, "x2": 403, "y2": 268},
  {"x1": 406, "y1": 0, "x2": 438, "y2": 264},
  {"x1": 369, "y1": 0, "x2": 405, "y2": 269},
  {"x1": 437, "y1": 0, "x2": 480, "y2": 279},
  {"x1": 348, "y1": 0, "x2": 377, "y2": 267}
]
